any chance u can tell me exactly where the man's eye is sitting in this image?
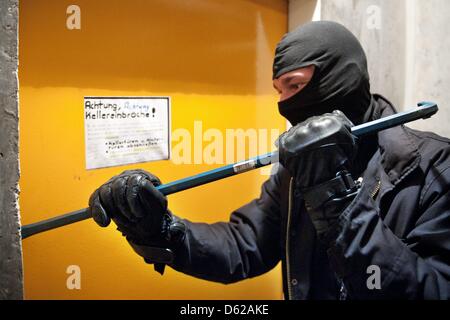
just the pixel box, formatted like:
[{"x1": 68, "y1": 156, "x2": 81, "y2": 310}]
[{"x1": 292, "y1": 83, "x2": 308, "y2": 91}]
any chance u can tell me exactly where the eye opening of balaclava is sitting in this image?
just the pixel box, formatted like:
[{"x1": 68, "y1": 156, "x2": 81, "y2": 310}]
[{"x1": 273, "y1": 21, "x2": 372, "y2": 126}]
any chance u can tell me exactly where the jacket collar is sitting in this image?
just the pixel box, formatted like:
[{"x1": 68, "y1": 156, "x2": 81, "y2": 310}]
[{"x1": 371, "y1": 94, "x2": 421, "y2": 185}]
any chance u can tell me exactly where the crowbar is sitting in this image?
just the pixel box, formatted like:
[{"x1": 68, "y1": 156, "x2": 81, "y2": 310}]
[{"x1": 21, "y1": 101, "x2": 438, "y2": 239}]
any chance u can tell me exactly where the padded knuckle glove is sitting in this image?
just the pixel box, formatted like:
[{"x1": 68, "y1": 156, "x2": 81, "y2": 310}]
[
  {"x1": 276, "y1": 111, "x2": 360, "y2": 240},
  {"x1": 276, "y1": 110, "x2": 357, "y2": 187}
]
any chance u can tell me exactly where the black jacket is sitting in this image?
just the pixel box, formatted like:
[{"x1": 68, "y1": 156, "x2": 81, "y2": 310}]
[{"x1": 169, "y1": 95, "x2": 450, "y2": 299}]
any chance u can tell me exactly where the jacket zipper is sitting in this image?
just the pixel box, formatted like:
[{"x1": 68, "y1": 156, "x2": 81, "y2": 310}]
[
  {"x1": 371, "y1": 179, "x2": 381, "y2": 199},
  {"x1": 286, "y1": 178, "x2": 294, "y2": 300},
  {"x1": 338, "y1": 277, "x2": 347, "y2": 300}
]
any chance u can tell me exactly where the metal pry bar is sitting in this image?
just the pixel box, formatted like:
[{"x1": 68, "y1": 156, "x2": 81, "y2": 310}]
[{"x1": 21, "y1": 102, "x2": 438, "y2": 239}]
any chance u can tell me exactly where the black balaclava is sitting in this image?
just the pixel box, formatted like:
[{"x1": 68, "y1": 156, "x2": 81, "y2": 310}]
[{"x1": 273, "y1": 21, "x2": 372, "y2": 126}]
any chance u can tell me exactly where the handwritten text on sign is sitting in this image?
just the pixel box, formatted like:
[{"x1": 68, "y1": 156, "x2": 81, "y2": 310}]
[{"x1": 84, "y1": 97, "x2": 170, "y2": 169}]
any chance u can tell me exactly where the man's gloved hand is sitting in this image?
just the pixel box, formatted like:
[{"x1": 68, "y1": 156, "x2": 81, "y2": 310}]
[
  {"x1": 276, "y1": 110, "x2": 360, "y2": 240},
  {"x1": 88, "y1": 170, "x2": 186, "y2": 273}
]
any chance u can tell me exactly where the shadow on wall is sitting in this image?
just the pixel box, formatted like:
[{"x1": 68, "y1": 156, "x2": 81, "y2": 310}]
[{"x1": 288, "y1": 0, "x2": 319, "y2": 30}]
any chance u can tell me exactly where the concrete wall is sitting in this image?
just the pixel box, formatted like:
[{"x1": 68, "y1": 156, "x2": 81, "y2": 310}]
[
  {"x1": 320, "y1": 0, "x2": 407, "y2": 114},
  {"x1": 402, "y1": 0, "x2": 450, "y2": 136},
  {"x1": 0, "y1": 0, "x2": 23, "y2": 300},
  {"x1": 288, "y1": 0, "x2": 450, "y2": 138}
]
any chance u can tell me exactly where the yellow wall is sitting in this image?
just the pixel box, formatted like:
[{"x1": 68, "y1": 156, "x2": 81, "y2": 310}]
[{"x1": 19, "y1": 0, "x2": 287, "y2": 299}]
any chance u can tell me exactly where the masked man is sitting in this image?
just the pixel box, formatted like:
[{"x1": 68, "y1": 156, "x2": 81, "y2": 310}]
[{"x1": 88, "y1": 21, "x2": 450, "y2": 299}]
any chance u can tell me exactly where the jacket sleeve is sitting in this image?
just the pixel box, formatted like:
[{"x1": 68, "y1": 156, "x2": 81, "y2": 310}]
[
  {"x1": 167, "y1": 167, "x2": 283, "y2": 284},
  {"x1": 327, "y1": 167, "x2": 450, "y2": 299}
]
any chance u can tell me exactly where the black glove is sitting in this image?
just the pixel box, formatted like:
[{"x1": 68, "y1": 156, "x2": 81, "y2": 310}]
[
  {"x1": 88, "y1": 169, "x2": 186, "y2": 273},
  {"x1": 276, "y1": 110, "x2": 360, "y2": 240}
]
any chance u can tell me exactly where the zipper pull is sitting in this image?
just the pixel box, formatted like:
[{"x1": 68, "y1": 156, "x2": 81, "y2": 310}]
[{"x1": 339, "y1": 278, "x2": 348, "y2": 300}]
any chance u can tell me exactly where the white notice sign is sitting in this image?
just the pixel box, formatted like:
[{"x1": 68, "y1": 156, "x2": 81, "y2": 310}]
[{"x1": 84, "y1": 96, "x2": 170, "y2": 170}]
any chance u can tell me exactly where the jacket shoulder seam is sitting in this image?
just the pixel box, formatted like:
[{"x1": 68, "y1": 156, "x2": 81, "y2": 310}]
[
  {"x1": 406, "y1": 127, "x2": 450, "y2": 144},
  {"x1": 419, "y1": 164, "x2": 450, "y2": 207}
]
